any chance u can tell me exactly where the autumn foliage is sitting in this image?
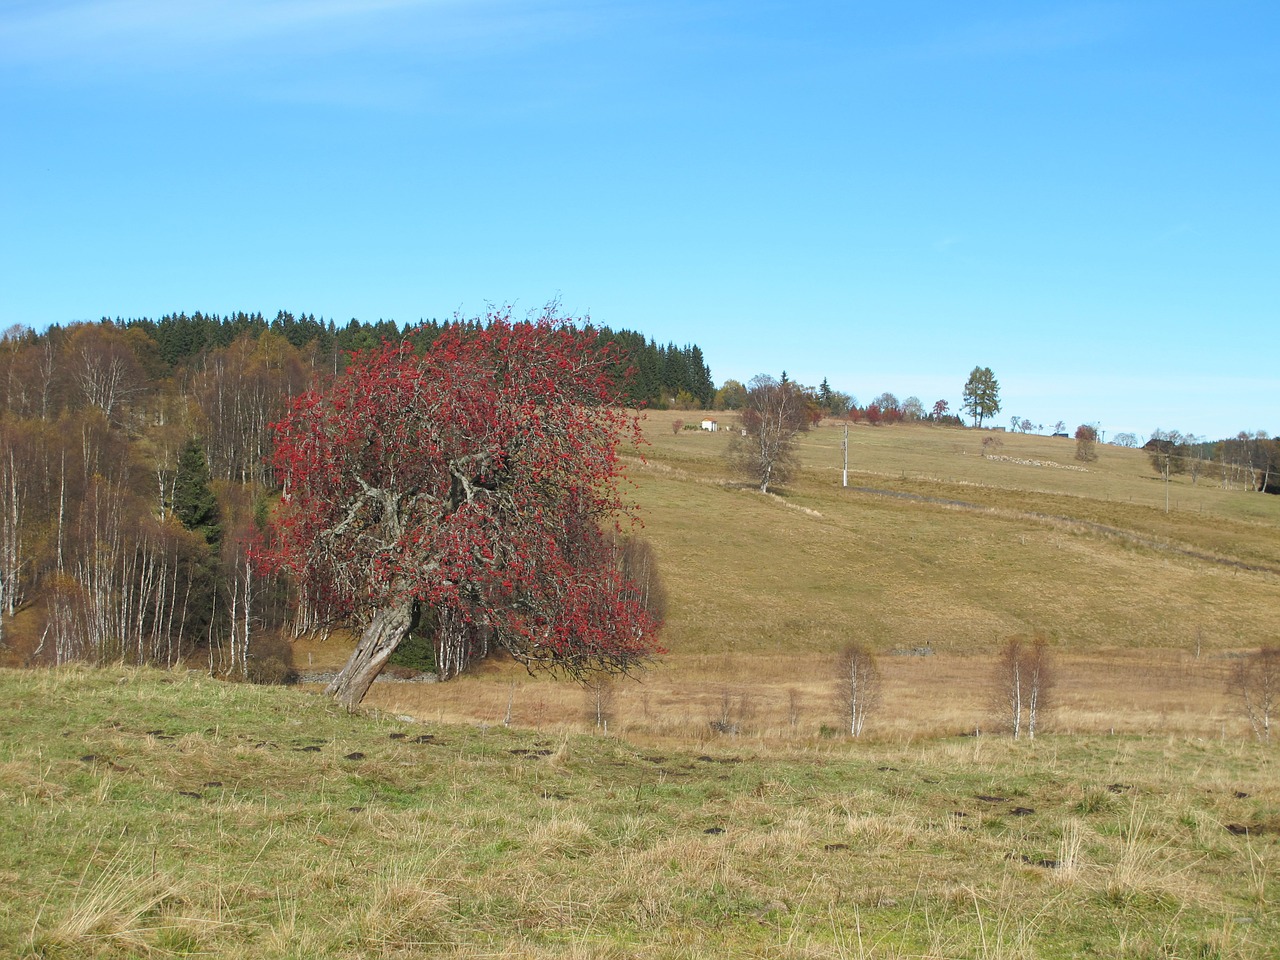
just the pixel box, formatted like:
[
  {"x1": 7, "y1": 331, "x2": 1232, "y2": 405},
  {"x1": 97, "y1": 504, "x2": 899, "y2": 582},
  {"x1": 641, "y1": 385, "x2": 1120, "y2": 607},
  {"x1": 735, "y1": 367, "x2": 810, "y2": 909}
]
[
  {"x1": 1074, "y1": 424, "x2": 1098, "y2": 463},
  {"x1": 263, "y1": 309, "x2": 663, "y2": 707}
]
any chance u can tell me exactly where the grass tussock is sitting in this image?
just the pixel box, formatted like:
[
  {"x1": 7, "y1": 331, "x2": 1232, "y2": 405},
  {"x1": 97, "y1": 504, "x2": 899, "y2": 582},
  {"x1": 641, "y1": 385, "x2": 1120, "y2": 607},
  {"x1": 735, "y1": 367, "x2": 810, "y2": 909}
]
[{"x1": 28, "y1": 844, "x2": 181, "y2": 958}]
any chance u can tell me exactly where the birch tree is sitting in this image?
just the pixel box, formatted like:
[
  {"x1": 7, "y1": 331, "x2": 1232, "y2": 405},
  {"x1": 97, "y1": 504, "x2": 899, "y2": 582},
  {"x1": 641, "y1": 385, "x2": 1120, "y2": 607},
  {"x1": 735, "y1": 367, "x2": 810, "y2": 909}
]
[
  {"x1": 994, "y1": 633, "x2": 1054, "y2": 739},
  {"x1": 725, "y1": 374, "x2": 810, "y2": 494},
  {"x1": 835, "y1": 642, "x2": 882, "y2": 738},
  {"x1": 1231, "y1": 646, "x2": 1279, "y2": 743}
]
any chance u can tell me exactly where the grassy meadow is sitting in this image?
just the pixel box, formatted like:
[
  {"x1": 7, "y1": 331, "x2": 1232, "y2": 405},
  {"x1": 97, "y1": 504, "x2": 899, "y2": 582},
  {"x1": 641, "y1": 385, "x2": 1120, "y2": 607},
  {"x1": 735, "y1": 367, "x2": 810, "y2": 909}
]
[
  {"x1": 351, "y1": 413, "x2": 1280, "y2": 743},
  {"x1": 2, "y1": 666, "x2": 1276, "y2": 958},
  {"x1": 3, "y1": 415, "x2": 1279, "y2": 958}
]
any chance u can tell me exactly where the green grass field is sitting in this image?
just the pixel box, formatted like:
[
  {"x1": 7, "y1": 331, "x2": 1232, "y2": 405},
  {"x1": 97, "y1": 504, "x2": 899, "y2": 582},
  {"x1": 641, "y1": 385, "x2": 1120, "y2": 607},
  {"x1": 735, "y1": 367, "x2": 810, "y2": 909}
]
[{"x1": 2, "y1": 667, "x2": 1276, "y2": 958}]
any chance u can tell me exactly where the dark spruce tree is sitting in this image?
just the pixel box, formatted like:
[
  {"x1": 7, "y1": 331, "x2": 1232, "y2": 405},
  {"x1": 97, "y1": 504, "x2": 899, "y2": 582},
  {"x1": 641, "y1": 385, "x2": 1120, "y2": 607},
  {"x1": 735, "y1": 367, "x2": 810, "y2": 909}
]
[
  {"x1": 171, "y1": 437, "x2": 224, "y2": 657},
  {"x1": 174, "y1": 438, "x2": 222, "y2": 546},
  {"x1": 686, "y1": 344, "x2": 715, "y2": 408}
]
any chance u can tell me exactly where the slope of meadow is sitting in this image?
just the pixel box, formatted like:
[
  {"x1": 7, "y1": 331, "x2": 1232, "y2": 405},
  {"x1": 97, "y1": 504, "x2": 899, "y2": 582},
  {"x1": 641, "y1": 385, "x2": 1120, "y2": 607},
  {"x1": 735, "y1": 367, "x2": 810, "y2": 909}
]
[
  {"x1": 1, "y1": 667, "x2": 1276, "y2": 959},
  {"x1": 3, "y1": 421, "x2": 1278, "y2": 959},
  {"x1": 636, "y1": 415, "x2": 1280, "y2": 654},
  {"x1": 354, "y1": 414, "x2": 1280, "y2": 742}
]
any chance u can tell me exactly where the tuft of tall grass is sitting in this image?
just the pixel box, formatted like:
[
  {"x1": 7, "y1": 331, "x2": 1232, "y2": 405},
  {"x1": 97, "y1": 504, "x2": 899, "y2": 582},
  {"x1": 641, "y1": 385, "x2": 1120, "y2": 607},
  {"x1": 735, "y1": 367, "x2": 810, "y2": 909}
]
[{"x1": 27, "y1": 843, "x2": 179, "y2": 956}]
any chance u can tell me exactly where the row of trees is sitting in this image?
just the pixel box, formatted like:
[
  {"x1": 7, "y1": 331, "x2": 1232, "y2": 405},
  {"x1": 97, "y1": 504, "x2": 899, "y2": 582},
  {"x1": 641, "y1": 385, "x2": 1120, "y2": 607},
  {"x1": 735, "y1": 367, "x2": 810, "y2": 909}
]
[
  {"x1": 832, "y1": 635, "x2": 1052, "y2": 740},
  {"x1": 714, "y1": 363, "x2": 993, "y2": 425},
  {"x1": 717, "y1": 365, "x2": 1004, "y2": 429},
  {"x1": 609, "y1": 333, "x2": 715, "y2": 410},
  {"x1": 713, "y1": 378, "x2": 966, "y2": 428},
  {"x1": 0, "y1": 321, "x2": 301, "y2": 671},
  {"x1": 800, "y1": 636, "x2": 1273, "y2": 744},
  {"x1": 845, "y1": 392, "x2": 960, "y2": 426},
  {"x1": 1145, "y1": 429, "x2": 1278, "y2": 492},
  {"x1": 0, "y1": 310, "x2": 675, "y2": 695},
  {"x1": 123, "y1": 311, "x2": 715, "y2": 412},
  {"x1": 125, "y1": 310, "x2": 404, "y2": 370}
]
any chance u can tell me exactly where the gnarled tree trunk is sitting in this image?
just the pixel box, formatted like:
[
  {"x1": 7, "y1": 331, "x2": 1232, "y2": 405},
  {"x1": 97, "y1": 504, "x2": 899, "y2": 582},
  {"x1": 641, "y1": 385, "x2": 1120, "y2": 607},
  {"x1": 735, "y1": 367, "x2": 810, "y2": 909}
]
[{"x1": 325, "y1": 601, "x2": 413, "y2": 710}]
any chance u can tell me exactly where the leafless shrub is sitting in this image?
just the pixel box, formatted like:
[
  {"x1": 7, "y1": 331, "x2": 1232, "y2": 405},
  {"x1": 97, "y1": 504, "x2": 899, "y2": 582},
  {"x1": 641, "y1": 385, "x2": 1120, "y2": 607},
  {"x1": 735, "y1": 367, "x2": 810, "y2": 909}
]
[
  {"x1": 786, "y1": 688, "x2": 802, "y2": 730},
  {"x1": 671, "y1": 418, "x2": 684, "y2": 435},
  {"x1": 709, "y1": 687, "x2": 753, "y2": 736},
  {"x1": 1230, "y1": 646, "x2": 1279, "y2": 743},
  {"x1": 834, "y1": 642, "x2": 882, "y2": 737},
  {"x1": 992, "y1": 632, "x2": 1055, "y2": 739},
  {"x1": 582, "y1": 675, "x2": 617, "y2": 731},
  {"x1": 245, "y1": 632, "x2": 298, "y2": 685}
]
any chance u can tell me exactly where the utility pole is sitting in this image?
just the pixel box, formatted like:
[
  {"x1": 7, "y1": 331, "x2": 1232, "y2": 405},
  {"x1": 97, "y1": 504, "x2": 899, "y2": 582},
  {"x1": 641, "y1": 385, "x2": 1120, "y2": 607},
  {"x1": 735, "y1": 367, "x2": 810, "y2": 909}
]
[{"x1": 842, "y1": 423, "x2": 849, "y2": 488}]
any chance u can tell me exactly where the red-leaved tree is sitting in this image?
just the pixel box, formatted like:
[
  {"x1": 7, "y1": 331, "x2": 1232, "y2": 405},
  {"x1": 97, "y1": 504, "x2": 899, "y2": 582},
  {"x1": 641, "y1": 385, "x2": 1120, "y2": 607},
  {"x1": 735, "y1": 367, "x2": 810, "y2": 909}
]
[{"x1": 262, "y1": 310, "x2": 663, "y2": 709}]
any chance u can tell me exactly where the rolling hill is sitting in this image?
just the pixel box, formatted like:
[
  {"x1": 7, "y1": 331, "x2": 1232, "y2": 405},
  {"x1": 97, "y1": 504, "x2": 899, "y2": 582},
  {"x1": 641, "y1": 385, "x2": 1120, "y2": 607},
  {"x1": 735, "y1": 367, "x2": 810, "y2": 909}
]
[{"x1": 337, "y1": 413, "x2": 1280, "y2": 741}]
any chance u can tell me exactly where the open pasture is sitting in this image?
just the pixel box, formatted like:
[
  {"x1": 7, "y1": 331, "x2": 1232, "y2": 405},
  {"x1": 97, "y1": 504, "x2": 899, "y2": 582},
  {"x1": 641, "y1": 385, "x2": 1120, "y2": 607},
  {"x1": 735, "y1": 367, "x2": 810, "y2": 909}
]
[
  {"x1": 2, "y1": 667, "x2": 1276, "y2": 959},
  {"x1": 342, "y1": 413, "x2": 1280, "y2": 745},
  {"x1": 5, "y1": 416, "x2": 1277, "y2": 958}
]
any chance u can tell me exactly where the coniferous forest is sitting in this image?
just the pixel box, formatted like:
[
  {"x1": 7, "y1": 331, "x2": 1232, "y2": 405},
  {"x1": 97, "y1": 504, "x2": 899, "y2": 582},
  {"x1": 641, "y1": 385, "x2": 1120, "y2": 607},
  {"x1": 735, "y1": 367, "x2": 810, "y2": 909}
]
[{"x1": 0, "y1": 312, "x2": 715, "y2": 677}]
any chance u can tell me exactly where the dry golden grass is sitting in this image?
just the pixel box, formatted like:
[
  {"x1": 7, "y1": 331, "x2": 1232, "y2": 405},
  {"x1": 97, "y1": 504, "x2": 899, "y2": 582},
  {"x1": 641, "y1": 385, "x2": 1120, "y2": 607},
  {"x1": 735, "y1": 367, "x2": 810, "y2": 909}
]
[
  {"x1": 362, "y1": 647, "x2": 1247, "y2": 747},
  {"x1": 639, "y1": 420, "x2": 1276, "y2": 646}
]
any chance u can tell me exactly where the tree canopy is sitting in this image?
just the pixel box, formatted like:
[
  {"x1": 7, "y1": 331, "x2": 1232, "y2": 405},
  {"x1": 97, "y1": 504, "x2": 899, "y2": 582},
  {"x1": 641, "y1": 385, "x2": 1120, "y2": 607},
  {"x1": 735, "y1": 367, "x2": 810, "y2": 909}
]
[
  {"x1": 962, "y1": 366, "x2": 1001, "y2": 427},
  {"x1": 263, "y1": 309, "x2": 664, "y2": 708}
]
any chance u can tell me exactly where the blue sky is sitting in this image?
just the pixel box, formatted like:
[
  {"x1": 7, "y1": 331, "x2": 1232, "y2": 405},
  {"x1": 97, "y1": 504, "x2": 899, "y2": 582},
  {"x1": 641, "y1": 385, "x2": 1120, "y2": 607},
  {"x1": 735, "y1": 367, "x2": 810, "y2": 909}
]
[{"x1": 2, "y1": 1, "x2": 1276, "y2": 440}]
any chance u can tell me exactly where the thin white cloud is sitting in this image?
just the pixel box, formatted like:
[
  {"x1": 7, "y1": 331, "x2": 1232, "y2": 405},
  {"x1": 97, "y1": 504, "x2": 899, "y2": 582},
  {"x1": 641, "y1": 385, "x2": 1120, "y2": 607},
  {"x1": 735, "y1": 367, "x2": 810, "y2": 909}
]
[
  {"x1": 0, "y1": 0, "x2": 617, "y2": 73},
  {"x1": 1, "y1": 0, "x2": 440, "y2": 56},
  {"x1": 0, "y1": 0, "x2": 635, "y2": 110}
]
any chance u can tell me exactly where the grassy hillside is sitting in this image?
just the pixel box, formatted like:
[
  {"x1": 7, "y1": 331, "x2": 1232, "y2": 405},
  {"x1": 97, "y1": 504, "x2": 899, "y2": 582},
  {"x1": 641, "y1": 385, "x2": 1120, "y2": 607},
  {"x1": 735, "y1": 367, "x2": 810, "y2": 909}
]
[
  {"x1": 2, "y1": 666, "x2": 1276, "y2": 958},
  {"x1": 635, "y1": 415, "x2": 1279, "y2": 660},
  {"x1": 342, "y1": 414, "x2": 1280, "y2": 741}
]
